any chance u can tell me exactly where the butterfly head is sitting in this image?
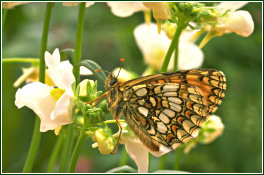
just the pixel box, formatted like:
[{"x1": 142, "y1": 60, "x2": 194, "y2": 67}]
[{"x1": 105, "y1": 73, "x2": 118, "y2": 90}]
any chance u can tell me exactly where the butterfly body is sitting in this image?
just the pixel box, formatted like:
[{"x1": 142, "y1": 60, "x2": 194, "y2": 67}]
[{"x1": 104, "y1": 69, "x2": 226, "y2": 152}]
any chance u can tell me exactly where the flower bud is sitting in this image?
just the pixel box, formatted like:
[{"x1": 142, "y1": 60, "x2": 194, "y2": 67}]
[{"x1": 92, "y1": 128, "x2": 115, "y2": 154}]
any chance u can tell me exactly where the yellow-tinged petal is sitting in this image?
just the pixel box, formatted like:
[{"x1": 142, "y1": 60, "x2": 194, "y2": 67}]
[
  {"x1": 50, "y1": 88, "x2": 65, "y2": 101},
  {"x1": 143, "y1": 2, "x2": 171, "y2": 20},
  {"x1": 54, "y1": 125, "x2": 62, "y2": 135},
  {"x1": 2, "y1": 2, "x2": 29, "y2": 9}
]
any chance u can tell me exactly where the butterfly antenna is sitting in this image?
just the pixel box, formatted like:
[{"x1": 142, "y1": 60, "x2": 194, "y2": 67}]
[
  {"x1": 116, "y1": 58, "x2": 125, "y2": 78},
  {"x1": 95, "y1": 69, "x2": 111, "y2": 74}
]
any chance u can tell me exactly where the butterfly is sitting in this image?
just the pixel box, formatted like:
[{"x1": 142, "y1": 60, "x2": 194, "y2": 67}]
[{"x1": 91, "y1": 67, "x2": 226, "y2": 153}]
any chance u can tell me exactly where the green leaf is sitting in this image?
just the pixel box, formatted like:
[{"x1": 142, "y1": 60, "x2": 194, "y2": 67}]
[
  {"x1": 60, "y1": 48, "x2": 75, "y2": 64},
  {"x1": 77, "y1": 60, "x2": 107, "y2": 83},
  {"x1": 105, "y1": 165, "x2": 137, "y2": 173}
]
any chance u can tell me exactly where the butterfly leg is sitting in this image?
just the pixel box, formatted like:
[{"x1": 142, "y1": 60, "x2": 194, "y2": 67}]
[
  {"x1": 86, "y1": 92, "x2": 107, "y2": 107},
  {"x1": 111, "y1": 116, "x2": 123, "y2": 154}
]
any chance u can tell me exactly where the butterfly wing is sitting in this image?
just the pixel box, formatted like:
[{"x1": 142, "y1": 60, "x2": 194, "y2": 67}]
[{"x1": 120, "y1": 69, "x2": 226, "y2": 152}]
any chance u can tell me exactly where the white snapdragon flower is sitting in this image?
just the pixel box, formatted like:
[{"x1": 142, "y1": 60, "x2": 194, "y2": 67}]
[
  {"x1": 15, "y1": 49, "x2": 87, "y2": 132},
  {"x1": 134, "y1": 23, "x2": 203, "y2": 72},
  {"x1": 214, "y1": 2, "x2": 254, "y2": 37}
]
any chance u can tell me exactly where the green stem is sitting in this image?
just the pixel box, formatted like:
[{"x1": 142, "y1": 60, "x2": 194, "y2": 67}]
[
  {"x1": 2, "y1": 58, "x2": 39, "y2": 64},
  {"x1": 58, "y1": 125, "x2": 74, "y2": 172},
  {"x1": 158, "y1": 154, "x2": 167, "y2": 170},
  {"x1": 22, "y1": 3, "x2": 53, "y2": 172},
  {"x1": 47, "y1": 134, "x2": 64, "y2": 173},
  {"x1": 148, "y1": 152, "x2": 152, "y2": 172},
  {"x1": 2, "y1": 8, "x2": 8, "y2": 28},
  {"x1": 73, "y1": 2, "x2": 86, "y2": 85},
  {"x1": 161, "y1": 19, "x2": 186, "y2": 72},
  {"x1": 104, "y1": 119, "x2": 125, "y2": 124},
  {"x1": 22, "y1": 118, "x2": 41, "y2": 172},
  {"x1": 173, "y1": 146, "x2": 183, "y2": 170},
  {"x1": 68, "y1": 131, "x2": 87, "y2": 172}
]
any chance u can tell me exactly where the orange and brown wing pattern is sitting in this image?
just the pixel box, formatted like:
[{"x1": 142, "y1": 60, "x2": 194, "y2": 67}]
[{"x1": 120, "y1": 69, "x2": 226, "y2": 151}]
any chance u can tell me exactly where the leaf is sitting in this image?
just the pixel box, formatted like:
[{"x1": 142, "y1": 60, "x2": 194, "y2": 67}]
[
  {"x1": 105, "y1": 165, "x2": 137, "y2": 173},
  {"x1": 77, "y1": 60, "x2": 107, "y2": 83},
  {"x1": 60, "y1": 48, "x2": 75, "y2": 64}
]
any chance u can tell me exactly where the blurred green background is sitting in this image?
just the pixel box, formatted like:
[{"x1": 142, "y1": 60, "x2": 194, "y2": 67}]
[{"x1": 2, "y1": 2, "x2": 262, "y2": 173}]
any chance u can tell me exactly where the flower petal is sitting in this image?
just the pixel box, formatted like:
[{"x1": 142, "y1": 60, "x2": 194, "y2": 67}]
[
  {"x1": 178, "y1": 43, "x2": 204, "y2": 70},
  {"x1": 134, "y1": 23, "x2": 171, "y2": 70},
  {"x1": 45, "y1": 48, "x2": 60, "y2": 71},
  {"x1": 107, "y1": 2, "x2": 148, "y2": 17},
  {"x1": 125, "y1": 137, "x2": 149, "y2": 173},
  {"x1": 217, "y1": 2, "x2": 248, "y2": 11},
  {"x1": 15, "y1": 82, "x2": 59, "y2": 132},
  {"x1": 216, "y1": 10, "x2": 254, "y2": 37},
  {"x1": 50, "y1": 93, "x2": 73, "y2": 126},
  {"x1": 143, "y1": 2, "x2": 171, "y2": 20},
  {"x1": 45, "y1": 49, "x2": 75, "y2": 95}
]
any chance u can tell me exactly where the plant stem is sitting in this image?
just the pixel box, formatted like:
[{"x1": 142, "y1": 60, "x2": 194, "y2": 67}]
[
  {"x1": 68, "y1": 131, "x2": 87, "y2": 172},
  {"x1": 161, "y1": 18, "x2": 186, "y2": 72},
  {"x1": 148, "y1": 152, "x2": 152, "y2": 172},
  {"x1": 58, "y1": 3, "x2": 86, "y2": 172},
  {"x1": 22, "y1": 118, "x2": 41, "y2": 172},
  {"x1": 2, "y1": 8, "x2": 8, "y2": 28},
  {"x1": 39, "y1": 2, "x2": 53, "y2": 82},
  {"x1": 159, "y1": 154, "x2": 167, "y2": 170},
  {"x1": 47, "y1": 134, "x2": 64, "y2": 173},
  {"x1": 2, "y1": 58, "x2": 39, "y2": 64},
  {"x1": 174, "y1": 146, "x2": 183, "y2": 170},
  {"x1": 73, "y1": 2, "x2": 86, "y2": 85},
  {"x1": 58, "y1": 124, "x2": 74, "y2": 172},
  {"x1": 22, "y1": 3, "x2": 53, "y2": 172}
]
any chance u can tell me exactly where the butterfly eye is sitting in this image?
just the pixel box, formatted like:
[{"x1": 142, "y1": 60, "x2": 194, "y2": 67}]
[{"x1": 110, "y1": 78, "x2": 117, "y2": 86}]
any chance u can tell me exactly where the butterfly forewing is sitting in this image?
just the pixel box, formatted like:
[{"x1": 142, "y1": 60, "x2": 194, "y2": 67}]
[{"x1": 106, "y1": 69, "x2": 226, "y2": 152}]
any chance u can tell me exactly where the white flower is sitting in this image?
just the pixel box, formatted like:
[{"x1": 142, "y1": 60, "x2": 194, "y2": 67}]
[
  {"x1": 215, "y1": 2, "x2": 254, "y2": 37},
  {"x1": 122, "y1": 134, "x2": 171, "y2": 173},
  {"x1": 200, "y1": 115, "x2": 224, "y2": 144},
  {"x1": 15, "y1": 49, "x2": 77, "y2": 132},
  {"x1": 107, "y1": 2, "x2": 170, "y2": 20},
  {"x1": 134, "y1": 23, "x2": 203, "y2": 71},
  {"x1": 115, "y1": 122, "x2": 171, "y2": 173},
  {"x1": 107, "y1": 2, "x2": 148, "y2": 17}
]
